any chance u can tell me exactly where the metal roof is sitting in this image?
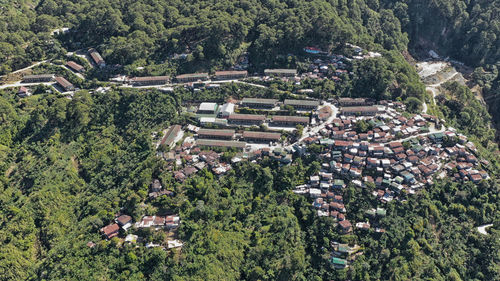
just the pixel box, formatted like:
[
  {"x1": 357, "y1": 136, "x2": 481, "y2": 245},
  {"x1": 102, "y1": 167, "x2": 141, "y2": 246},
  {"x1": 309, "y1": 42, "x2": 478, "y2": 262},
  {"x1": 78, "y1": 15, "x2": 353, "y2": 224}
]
[
  {"x1": 198, "y1": 129, "x2": 235, "y2": 137},
  {"x1": 196, "y1": 139, "x2": 246, "y2": 148},
  {"x1": 242, "y1": 131, "x2": 281, "y2": 140},
  {"x1": 241, "y1": 98, "x2": 278, "y2": 104},
  {"x1": 284, "y1": 99, "x2": 319, "y2": 107}
]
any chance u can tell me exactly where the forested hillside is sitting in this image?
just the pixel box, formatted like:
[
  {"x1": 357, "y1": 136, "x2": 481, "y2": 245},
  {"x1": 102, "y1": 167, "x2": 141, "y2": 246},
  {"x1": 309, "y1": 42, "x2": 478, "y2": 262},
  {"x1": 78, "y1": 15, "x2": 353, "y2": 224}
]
[
  {"x1": 381, "y1": 0, "x2": 499, "y2": 66},
  {"x1": 0, "y1": 0, "x2": 408, "y2": 74},
  {"x1": 0, "y1": 87, "x2": 499, "y2": 280},
  {"x1": 0, "y1": 0, "x2": 500, "y2": 280}
]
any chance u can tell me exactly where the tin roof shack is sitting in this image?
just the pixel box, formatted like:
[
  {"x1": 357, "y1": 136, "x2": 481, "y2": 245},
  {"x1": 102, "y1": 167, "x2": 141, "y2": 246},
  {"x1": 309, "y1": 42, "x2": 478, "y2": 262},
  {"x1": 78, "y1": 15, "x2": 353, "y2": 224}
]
[
  {"x1": 66, "y1": 61, "x2": 85, "y2": 73},
  {"x1": 89, "y1": 48, "x2": 105, "y2": 67},
  {"x1": 196, "y1": 139, "x2": 246, "y2": 150},
  {"x1": 214, "y1": 70, "x2": 247, "y2": 80},
  {"x1": 198, "y1": 129, "x2": 235, "y2": 140},
  {"x1": 160, "y1": 125, "x2": 182, "y2": 148},
  {"x1": 241, "y1": 98, "x2": 278, "y2": 109},
  {"x1": 242, "y1": 131, "x2": 281, "y2": 143},
  {"x1": 176, "y1": 73, "x2": 209, "y2": 83},
  {"x1": 55, "y1": 76, "x2": 75, "y2": 92},
  {"x1": 228, "y1": 114, "x2": 266, "y2": 126},
  {"x1": 130, "y1": 76, "x2": 170, "y2": 86},
  {"x1": 100, "y1": 223, "x2": 119, "y2": 239},
  {"x1": 264, "y1": 68, "x2": 297, "y2": 77},
  {"x1": 22, "y1": 74, "x2": 55, "y2": 83},
  {"x1": 271, "y1": 115, "x2": 310, "y2": 126},
  {"x1": 284, "y1": 99, "x2": 319, "y2": 110},
  {"x1": 340, "y1": 106, "x2": 379, "y2": 116}
]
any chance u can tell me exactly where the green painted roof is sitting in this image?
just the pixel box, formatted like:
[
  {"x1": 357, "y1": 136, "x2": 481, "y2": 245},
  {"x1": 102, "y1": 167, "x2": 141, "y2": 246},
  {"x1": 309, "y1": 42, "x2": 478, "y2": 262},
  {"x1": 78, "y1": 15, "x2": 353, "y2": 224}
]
[{"x1": 331, "y1": 257, "x2": 348, "y2": 265}]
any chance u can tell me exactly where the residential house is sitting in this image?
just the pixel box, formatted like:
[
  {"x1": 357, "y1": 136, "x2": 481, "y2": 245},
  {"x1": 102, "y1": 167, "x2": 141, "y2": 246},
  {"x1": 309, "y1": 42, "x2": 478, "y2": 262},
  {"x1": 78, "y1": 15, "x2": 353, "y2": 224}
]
[
  {"x1": 240, "y1": 98, "x2": 278, "y2": 109},
  {"x1": 264, "y1": 68, "x2": 297, "y2": 77},
  {"x1": 116, "y1": 215, "x2": 133, "y2": 231},
  {"x1": 271, "y1": 115, "x2": 310, "y2": 126},
  {"x1": 214, "y1": 70, "x2": 247, "y2": 80},
  {"x1": 17, "y1": 86, "x2": 31, "y2": 97},
  {"x1": 55, "y1": 76, "x2": 75, "y2": 92},
  {"x1": 339, "y1": 220, "x2": 352, "y2": 234},
  {"x1": 198, "y1": 129, "x2": 235, "y2": 140},
  {"x1": 89, "y1": 49, "x2": 105, "y2": 67},
  {"x1": 284, "y1": 99, "x2": 319, "y2": 110},
  {"x1": 66, "y1": 61, "x2": 85, "y2": 73},
  {"x1": 22, "y1": 74, "x2": 54, "y2": 83},
  {"x1": 242, "y1": 131, "x2": 281, "y2": 143},
  {"x1": 196, "y1": 139, "x2": 246, "y2": 150},
  {"x1": 100, "y1": 223, "x2": 119, "y2": 239},
  {"x1": 227, "y1": 114, "x2": 265, "y2": 126},
  {"x1": 175, "y1": 73, "x2": 209, "y2": 83},
  {"x1": 129, "y1": 76, "x2": 170, "y2": 86}
]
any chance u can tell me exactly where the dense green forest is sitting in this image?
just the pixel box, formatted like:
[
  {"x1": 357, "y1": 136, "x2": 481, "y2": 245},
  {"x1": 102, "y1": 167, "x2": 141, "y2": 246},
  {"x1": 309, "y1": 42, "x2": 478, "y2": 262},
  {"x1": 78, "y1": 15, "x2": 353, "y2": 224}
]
[{"x1": 0, "y1": 0, "x2": 409, "y2": 75}]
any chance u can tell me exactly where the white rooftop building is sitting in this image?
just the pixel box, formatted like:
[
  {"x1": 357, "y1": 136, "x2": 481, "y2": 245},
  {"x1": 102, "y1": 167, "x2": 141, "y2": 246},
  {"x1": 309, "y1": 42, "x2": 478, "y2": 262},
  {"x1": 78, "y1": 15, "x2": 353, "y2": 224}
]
[
  {"x1": 198, "y1": 102, "x2": 218, "y2": 114},
  {"x1": 219, "y1": 103, "x2": 235, "y2": 117}
]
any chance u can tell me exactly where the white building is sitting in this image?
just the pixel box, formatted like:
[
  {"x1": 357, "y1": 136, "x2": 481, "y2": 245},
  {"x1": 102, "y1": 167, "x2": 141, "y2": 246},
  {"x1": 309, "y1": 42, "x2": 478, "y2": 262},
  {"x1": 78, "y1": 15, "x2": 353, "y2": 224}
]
[
  {"x1": 198, "y1": 102, "x2": 218, "y2": 114},
  {"x1": 219, "y1": 103, "x2": 235, "y2": 117}
]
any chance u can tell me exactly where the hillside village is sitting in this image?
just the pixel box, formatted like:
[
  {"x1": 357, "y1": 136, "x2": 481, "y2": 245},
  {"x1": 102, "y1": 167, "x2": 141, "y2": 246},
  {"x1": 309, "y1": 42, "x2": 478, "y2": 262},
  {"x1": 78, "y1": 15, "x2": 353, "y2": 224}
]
[{"x1": 2, "y1": 45, "x2": 493, "y2": 266}]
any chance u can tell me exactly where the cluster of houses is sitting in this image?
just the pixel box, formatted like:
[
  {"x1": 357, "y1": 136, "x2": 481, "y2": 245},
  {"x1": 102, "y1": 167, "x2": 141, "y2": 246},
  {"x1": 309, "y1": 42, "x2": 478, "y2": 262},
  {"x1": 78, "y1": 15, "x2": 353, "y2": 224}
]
[
  {"x1": 291, "y1": 100, "x2": 490, "y2": 239},
  {"x1": 302, "y1": 54, "x2": 349, "y2": 82},
  {"x1": 99, "y1": 196, "x2": 183, "y2": 249}
]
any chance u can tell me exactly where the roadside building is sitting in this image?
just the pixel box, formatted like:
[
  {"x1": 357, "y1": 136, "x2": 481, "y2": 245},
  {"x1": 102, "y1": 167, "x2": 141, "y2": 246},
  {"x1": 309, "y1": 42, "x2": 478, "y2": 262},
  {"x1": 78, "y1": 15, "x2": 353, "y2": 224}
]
[
  {"x1": 89, "y1": 48, "x2": 105, "y2": 67},
  {"x1": 228, "y1": 114, "x2": 266, "y2": 126},
  {"x1": 198, "y1": 102, "x2": 218, "y2": 114},
  {"x1": 129, "y1": 76, "x2": 170, "y2": 86},
  {"x1": 242, "y1": 131, "x2": 281, "y2": 143},
  {"x1": 214, "y1": 70, "x2": 247, "y2": 80},
  {"x1": 264, "y1": 69, "x2": 297, "y2": 77},
  {"x1": 198, "y1": 129, "x2": 235, "y2": 140},
  {"x1": 196, "y1": 139, "x2": 246, "y2": 150},
  {"x1": 55, "y1": 76, "x2": 75, "y2": 91},
  {"x1": 66, "y1": 61, "x2": 85, "y2": 73},
  {"x1": 22, "y1": 74, "x2": 55, "y2": 83},
  {"x1": 284, "y1": 99, "x2": 319, "y2": 110},
  {"x1": 175, "y1": 73, "x2": 209, "y2": 83},
  {"x1": 271, "y1": 115, "x2": 309, "y2": 126},
  {"x1": 340, "y1": 106, "x2": 379, "y2": 116},
  {"x1": 241, "y1": 98, "x2": 278, "y2": 109},
  {"x1": 17, "y1": 86, "x2": 31, "y2": 97}
]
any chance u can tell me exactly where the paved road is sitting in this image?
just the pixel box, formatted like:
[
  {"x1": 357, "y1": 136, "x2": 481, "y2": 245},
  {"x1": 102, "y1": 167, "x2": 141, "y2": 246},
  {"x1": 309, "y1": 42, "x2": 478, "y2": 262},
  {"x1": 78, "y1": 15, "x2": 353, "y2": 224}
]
[
  {"x1": 298, "y1": 102, "x2": 337, "y2": 143},
  {"x1": 0, "y1": 60, "x2": 49, "y2": 79},
  {"x1": 0, "y1": 81, "x2": 54, "y2": 89}
]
